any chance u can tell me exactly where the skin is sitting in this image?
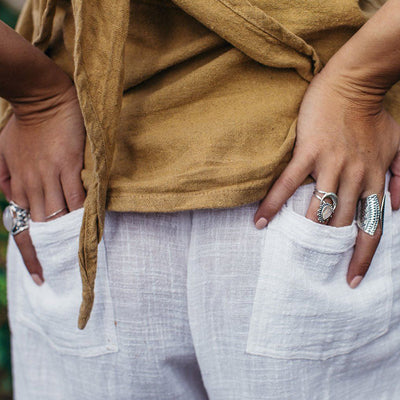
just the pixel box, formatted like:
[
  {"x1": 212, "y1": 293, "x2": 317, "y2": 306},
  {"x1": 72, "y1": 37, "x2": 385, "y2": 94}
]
[
  {"x1": 0, "y1": 21, "x2": 86, "y2": 284},
  {"x1": 255, "y1": 0, "x2": 400, "y2": 289},
  {"x1": 0, "y1": 0, "x2": 400, "y2": 288}
]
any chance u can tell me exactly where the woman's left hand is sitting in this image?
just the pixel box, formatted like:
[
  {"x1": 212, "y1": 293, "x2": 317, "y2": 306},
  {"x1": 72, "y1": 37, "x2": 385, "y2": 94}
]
[{"x1": 254, "y1": 69, "x2": 400, "y2": 288}]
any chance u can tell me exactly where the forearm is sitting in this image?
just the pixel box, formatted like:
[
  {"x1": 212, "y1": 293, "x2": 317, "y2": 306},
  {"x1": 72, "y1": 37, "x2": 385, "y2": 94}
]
[
  {"x1": 0, "y1": 21, "x2": 71, "y2": 112},
  {"x1": 321, "y1": 0, "x2": 400, "y2": 102}
]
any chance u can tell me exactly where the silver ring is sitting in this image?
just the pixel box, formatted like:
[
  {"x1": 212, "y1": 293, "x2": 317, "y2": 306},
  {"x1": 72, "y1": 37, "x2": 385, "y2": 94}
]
[
  {"x1": 313, "y1": 189, "x2": 338, "y2": 224},
  {"x1": 357, "y1": 194, "x2": 385, "y2": 236},
  {"x1": 2, "y1": 200, "x2": 30, "y2": 236},
  {"x1": 45, "y1": 207, "x2": 67, "y2": 220}
]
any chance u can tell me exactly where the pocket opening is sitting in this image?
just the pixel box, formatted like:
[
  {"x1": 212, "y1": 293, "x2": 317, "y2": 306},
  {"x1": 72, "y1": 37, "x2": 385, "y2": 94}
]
[
  {"x1": 246, "y1": 187, "x2": 393, "y2": 361},
  {"x1": 9, "y1": 208, "x2": 118, "y2": 357}
]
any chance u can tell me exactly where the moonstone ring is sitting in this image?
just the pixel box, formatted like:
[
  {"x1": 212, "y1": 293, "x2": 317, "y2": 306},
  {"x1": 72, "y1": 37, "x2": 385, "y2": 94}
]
[
  {"x1": 2, "y1": 201, "x2": 30, "y2": 236},
  {"x1": 313, "y1": 189, "x2": 338, "y2": 224}
]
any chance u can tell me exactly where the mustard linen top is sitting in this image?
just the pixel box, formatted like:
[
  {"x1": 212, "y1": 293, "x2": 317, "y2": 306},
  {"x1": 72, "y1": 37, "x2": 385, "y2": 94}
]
[{"x1": 1, "y1": 0, "x2": 399, "y2": 329}]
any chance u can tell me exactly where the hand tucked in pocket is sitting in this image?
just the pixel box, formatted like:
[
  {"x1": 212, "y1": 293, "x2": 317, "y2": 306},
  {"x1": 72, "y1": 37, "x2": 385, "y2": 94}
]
[
  {"x1": 0, "y1": 21, "x2": 86, "y2": 286},
  {"x1": 0, "y1": 84, "x2": 86, "y2": 285},
  {"x1": 254, "y1": 0, "x2": 400, "y2": 288}
]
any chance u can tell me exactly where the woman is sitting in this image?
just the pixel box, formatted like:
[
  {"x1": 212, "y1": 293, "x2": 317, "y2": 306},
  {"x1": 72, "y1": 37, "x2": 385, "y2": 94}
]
[{"x1": 1, "y1": 0, "x2": 400, "y2": 398}]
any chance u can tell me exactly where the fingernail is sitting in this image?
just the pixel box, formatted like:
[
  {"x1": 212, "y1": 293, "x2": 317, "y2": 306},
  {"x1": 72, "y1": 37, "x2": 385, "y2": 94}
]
[
  {"x1": 31, "y1": 274, "x2": 44, "y2": 286},
  {"x1": 350, "y1": 275, "x2": 363, "y2": 289},
  {"x1": 255, "y1": 217, "x2": 268, "y2": 230}
]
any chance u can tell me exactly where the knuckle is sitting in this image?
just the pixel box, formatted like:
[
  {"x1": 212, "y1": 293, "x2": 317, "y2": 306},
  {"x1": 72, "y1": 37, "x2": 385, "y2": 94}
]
[
  {"x1": 38, "y1": 160, "x2": 58, "y2": 177},
  {"x1": 263, "y1": 198, "x2": 282, "y2": 216},
  {"x1": 60, "y1": 155, "x2": 83, "y2": 172},
  {"x1": 67, "y1": 190, "x2": 85, "y2": 207},
  {"x1": 350, "y1": 164, "x2": 366, "y2": 187},
  {"x1": 367, "y1": 170, "x2": 386, "y2": 189},
  {"x1": 334, "y1": 156, "x2": 346, "y2": 171},
  {"x1": 72, "y1": 165, "x2": 84, "y2": 178},
  {"x1": 60, "y1": 163, "x2": 83, "y2": 181},
  {"x1": 295, "y1": 148, "x2": 315, "y2": 165},
  {"x1": 279, "y1": 174, "x2": 298, "y2": 194},
  {"x1": 256, "y1": 195, "x2": 280, "y2": 220},
  {"x1": 22, "y1": 169, "x2": 39, "y2": 187},
  {"x1": 25, "y1": 178, "x2": 41, "y2": 193},
  {"x1": 10, "y1": 176, "x2": 24, "y2": 195}
]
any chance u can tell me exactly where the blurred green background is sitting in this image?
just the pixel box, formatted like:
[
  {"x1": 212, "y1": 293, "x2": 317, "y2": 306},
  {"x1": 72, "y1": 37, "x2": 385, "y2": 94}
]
[{"x1": 0, "y1": 2, "x2": 20, "y2": 399}]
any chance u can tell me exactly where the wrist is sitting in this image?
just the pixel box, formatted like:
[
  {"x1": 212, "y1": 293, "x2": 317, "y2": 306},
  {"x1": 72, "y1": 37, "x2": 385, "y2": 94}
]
[
  {"x1": 11, "y1": 83, "x2": 78, "y2": 124},
  {"x1": 0, "y1": 20, "x2": 74, "y2": 111},
  {"x1": 317, "y1": 0, "x2": 400, "y2": 109},
  {"x1": 10, "y1": 77, "x2": 74, "y2": 121},
  {"x1": 316, "y1": 58, "x2": 387, "y2": 116}
]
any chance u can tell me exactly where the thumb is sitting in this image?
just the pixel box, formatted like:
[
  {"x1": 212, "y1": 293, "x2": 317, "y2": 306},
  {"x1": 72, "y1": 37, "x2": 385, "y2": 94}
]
[{"x1": 389, "y1": 151, "x2": 400, "y2": 210}]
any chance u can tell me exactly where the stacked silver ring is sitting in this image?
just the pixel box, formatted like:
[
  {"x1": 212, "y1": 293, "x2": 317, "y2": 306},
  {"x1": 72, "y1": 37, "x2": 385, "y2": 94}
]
[
  {"x1": 313, "y1": 189, "x2": 338, "y2": 224},
  {"x1": 313, "y1": 188, "x2": 385, "y2": 236}
]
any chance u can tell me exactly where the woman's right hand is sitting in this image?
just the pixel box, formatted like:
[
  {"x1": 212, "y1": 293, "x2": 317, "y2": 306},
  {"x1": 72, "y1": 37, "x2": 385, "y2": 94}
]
[{"x1": 0, "y1": 84, "x2": 86, "y2": 285}]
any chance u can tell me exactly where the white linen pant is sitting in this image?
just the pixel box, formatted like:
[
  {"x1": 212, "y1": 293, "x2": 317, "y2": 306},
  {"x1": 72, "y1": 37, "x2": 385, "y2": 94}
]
[{"x1": 6, "y1": 180, "x2": 400, "y2": 400}]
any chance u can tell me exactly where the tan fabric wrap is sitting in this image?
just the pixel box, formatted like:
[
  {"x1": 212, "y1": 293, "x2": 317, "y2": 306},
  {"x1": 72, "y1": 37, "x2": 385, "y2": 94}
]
[
  {"x1": 358, "y1": 0, "x2": 388, "y2": 17},
  {"x1": 70, "y1": 0, "x2": 130, "y2": 329},
  {"x1": 172, "y1": 0, "x2": 323, "y2": 82}
]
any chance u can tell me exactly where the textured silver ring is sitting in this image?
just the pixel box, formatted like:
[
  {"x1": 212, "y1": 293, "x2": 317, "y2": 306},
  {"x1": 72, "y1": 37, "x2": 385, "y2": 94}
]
[
  {"x1": 357, "y1": 193, "x2": 385, "y2": 236},
  {"x1": 45, "y1": 207, "x2": 67, "y2": 220},
  {"x1": 313, "y1": 189, "x2": 338, "y2": 224},
  {"x1": 2, "y1": 200, "x2": 30, "y2": 236}
]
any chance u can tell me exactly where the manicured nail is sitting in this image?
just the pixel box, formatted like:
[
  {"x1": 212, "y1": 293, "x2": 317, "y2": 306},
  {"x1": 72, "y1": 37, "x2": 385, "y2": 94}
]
[
  {"x1": 350, "y1": 275, "x2": 363, "y2": 289},
  {"x1": 255, "y1": 217, "x2": 268, "y2": 230},
  {"x1": 31, "y1": 274, "x2": 44, "y2": 286}
]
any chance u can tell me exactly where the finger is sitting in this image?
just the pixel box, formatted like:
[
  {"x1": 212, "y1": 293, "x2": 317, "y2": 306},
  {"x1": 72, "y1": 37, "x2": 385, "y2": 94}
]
[
  {"x1": 389, "y1": 173, "x2": 400, "y2": 210},
  {"x1": 25, "y1": 177, "x2": 46, "y2": 222},
  {"x1": 347, "y1": 228, "x2": 382, "y2": 289},
  {"x1": 305, "y1": 171, "x2": 339, "y2": 224},
  {"x1": 60, "y1": 169, "x2": 86, "y2": 211},
  {"x1": 254, "y1": 155, "x2": 314, "y2": 229},
  {"x1": 347, "y1": 188, "x2": 385, "y2": 289},
  {"x1": 43, "y1": 174, "x2": 68, "y2": 221},
  {"x1": 389, "y1": 174, "x2": 400, "y2": 210},
  {"x1": 0, "y1": 154, "x2": 11, "y2": 201},
  {"x1": 10, "y1": 177, "x2": 30, "y2": 212},
  {"x1": 10, "y1": 180, "x2": 44, "y2": 285},
  {"x1": 389, "y1": 152, "x2": 400, "y2": 210},
  {"x1": 329, "y1": 175, "x2": 362, "y2": 227},
  {"x1": 13, "y1": 230, "x2": 44, "y2": 285}
]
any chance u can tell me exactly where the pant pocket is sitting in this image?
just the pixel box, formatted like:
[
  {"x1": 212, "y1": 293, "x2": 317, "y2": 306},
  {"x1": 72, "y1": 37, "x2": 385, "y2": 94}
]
[
  {"x1": 7, "y1": 208, "x2": 118, "y2": 357},
  {"x1": 246, "y1": 185, "x2": 393, "y2": 361}
]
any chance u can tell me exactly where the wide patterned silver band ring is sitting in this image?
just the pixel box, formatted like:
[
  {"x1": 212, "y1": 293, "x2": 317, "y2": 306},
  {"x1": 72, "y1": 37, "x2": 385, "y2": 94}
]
[
  {"x1": 2, "y1": 200, "x2": 30, "y2": 236},
  {"x1": 313, "y1": 189, "x2": 338, "y2": 224},
  {"x1": 357, "y1": 193, "x2": 386, "y2": 236}
]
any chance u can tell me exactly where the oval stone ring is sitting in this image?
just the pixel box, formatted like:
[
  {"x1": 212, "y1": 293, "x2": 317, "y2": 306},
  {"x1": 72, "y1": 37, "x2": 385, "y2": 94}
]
[
  {"x1": 313, "y1": 189, "x2": 338, "y2": 224},
  {"x1": 2, "y1": 200, "x2": 30, "y2": 236}
]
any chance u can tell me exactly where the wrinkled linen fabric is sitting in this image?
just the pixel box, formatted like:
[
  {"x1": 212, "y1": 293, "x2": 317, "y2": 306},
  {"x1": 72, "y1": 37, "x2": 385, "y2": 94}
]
[
  {"x1": 2, "y1": 0, "x2": 400, "y2": 328},
  {"x1": 7, "y1": 176, "x2": 400, "y2": 399}
]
